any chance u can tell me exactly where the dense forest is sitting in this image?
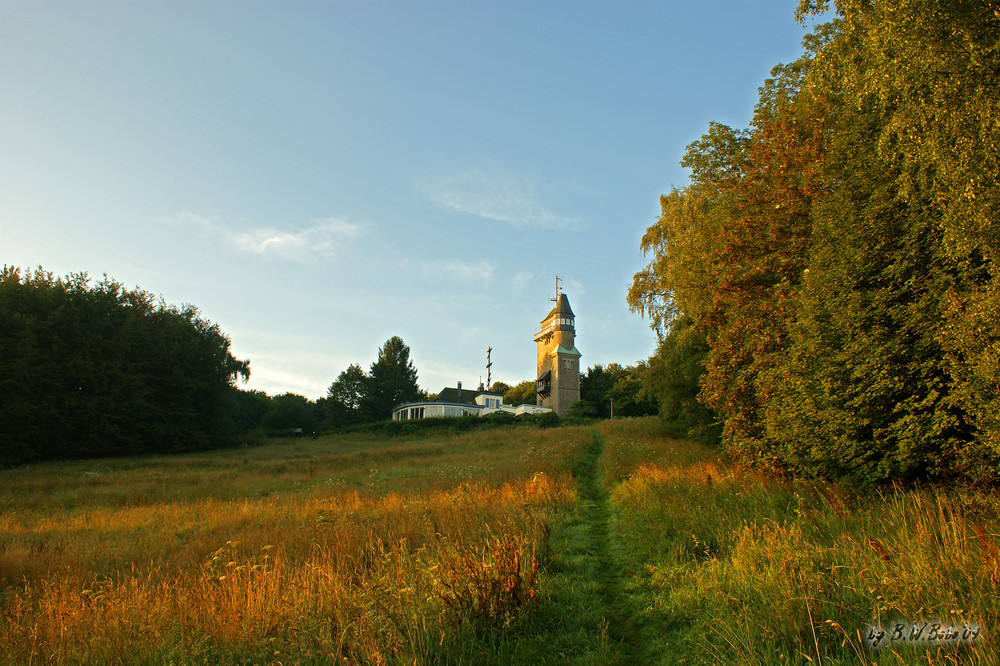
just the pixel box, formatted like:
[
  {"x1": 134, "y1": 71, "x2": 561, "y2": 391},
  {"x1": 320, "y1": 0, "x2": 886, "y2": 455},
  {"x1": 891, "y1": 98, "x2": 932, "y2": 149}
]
[
  {"x1": 630, "y1": 0, "x2": 1000, "y2": 484},
  {"x1": 0, "y1": 267, "x2": 250, "y2": 466},
  {"x1": 0, "y1": 267, "x2": 438, "y2": 465}
]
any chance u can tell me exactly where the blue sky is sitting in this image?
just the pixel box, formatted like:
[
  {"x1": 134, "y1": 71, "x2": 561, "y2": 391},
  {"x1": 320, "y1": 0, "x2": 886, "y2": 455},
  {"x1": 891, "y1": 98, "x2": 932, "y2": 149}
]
[{"x1": 1, "y1": 1, "x2": 824, "y2": 399}]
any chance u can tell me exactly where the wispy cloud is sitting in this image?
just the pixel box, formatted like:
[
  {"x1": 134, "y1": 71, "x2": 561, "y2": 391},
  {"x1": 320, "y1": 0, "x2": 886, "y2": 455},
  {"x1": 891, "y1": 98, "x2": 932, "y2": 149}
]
[
  {"x1": 512, "y1": 271, "x2": 535, "y2": 291},
  {"x1": 421, "y1": 260, "x2": 496, "y2": 282},
  {"x1": 421, "y1": 165, "x2": 581, "y2": 230},
  {"x1": 177, "y1": 213, "x2": 362, "y2": 263}
]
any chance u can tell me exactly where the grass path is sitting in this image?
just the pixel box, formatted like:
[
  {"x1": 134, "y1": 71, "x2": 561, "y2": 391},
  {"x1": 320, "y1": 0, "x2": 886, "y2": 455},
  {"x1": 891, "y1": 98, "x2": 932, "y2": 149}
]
[
  {"x1": 577, "y1": 431, "x2": 637, "y2": 652},
  {"x1": 539, "y1": 429, "x2": 662, "y2": 664}
]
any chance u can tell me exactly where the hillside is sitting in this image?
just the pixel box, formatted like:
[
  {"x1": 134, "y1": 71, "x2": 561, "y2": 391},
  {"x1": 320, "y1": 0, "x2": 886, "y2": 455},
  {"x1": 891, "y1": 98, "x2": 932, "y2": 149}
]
[{"x1": 1, "y1": 419, "x2": 995, "y2": 664}]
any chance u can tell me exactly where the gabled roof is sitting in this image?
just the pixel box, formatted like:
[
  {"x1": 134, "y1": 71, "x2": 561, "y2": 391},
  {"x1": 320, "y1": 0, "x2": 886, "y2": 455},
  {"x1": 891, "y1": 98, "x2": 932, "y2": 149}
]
[
  {"x1": 432, "y1": 387, "x2": 479, "y2": 405},
  {"x1": 555, "y1": 344, "x2": 582, "y2": 357},
  {"x1": 544, "y1": 293, "x2": 574, "y2": 321}
]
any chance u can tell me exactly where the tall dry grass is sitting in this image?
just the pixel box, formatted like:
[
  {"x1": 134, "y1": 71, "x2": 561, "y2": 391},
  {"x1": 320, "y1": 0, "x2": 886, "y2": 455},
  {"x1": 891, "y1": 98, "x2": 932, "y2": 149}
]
[
  {"x1": 596, "y1": 418, "x2": 1000, "y2": 665},
  {"x1": 0, "y1": 426, "x2": 588, "y2": 664},
  {"x1": 8, "y1": 416, "x2": 996, "y2": 664}
]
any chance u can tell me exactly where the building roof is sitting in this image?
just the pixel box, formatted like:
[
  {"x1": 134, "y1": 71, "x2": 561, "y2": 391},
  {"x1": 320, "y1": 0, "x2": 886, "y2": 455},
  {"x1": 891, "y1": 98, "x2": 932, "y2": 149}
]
[
  {"x1": 432, "y1": 387, "x2": 479, "y2": 405},
  {"x1": 543, "y1": 293, "x2": 574, "y2": 321},
  {"x1": 555, "y1": 344, "x2": 582, "y2": 357},
  {"x1": 392, "y1": 401, "x2": 479, "y2": 412}
]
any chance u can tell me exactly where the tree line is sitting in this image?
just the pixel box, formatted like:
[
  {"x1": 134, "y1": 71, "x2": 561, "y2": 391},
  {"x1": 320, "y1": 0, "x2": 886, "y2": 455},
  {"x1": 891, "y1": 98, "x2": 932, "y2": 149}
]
[
  {"x1": 0, "y1": 261, "x2": 649, "y2": 462},
  {"x1": 629, "y1": 1, "x2": 1000, "y2": 484},
  {"x1": 262, "y1": 348, "x2": 656, "y2": 433},
  {"x1": 0, "y1": 264, "x2": 653, "y2": 466},
  {"x1": 0, "y1": 267, "x2": 250, "y2": 466},
  {"x1": 0, "y1": 267, "x2": 432, "y2": 463},
  {"x1": 202, "y1": 337, "x2": 426, "y2": 437}
]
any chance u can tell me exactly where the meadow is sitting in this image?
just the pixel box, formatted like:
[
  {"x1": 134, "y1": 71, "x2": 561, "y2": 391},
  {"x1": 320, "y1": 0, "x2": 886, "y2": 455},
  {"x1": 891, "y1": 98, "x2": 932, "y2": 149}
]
[{"x1": 1, "y1": 418, "x2": 998, "y2": 664}]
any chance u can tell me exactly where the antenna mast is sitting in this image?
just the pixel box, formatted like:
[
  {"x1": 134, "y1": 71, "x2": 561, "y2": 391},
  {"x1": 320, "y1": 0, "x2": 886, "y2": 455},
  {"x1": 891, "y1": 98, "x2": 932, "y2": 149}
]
[
  {"x1": 551, "y1": 276, "x2": 562, "y2": 302},
  {"x1": 486, "y1": 347, "x2": 493, "y2": 389}
]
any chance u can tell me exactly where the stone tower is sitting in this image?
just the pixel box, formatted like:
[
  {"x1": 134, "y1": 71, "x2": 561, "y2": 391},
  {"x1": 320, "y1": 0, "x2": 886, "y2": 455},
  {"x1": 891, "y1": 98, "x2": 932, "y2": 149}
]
[{"x1": 534, "y1": 293, "x2": 581, "y2": 416}]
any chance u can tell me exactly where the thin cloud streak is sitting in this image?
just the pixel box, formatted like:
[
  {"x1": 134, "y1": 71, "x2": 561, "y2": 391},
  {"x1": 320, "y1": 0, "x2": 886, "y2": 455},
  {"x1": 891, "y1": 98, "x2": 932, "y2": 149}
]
[
  {"x1": 421, "y1": 166, "x2": 581, "y2": 230},
  {"x1": 177, "y1": 213, "x2": 362, "y2": 263},
  {"x1": 421, "y1": 260, "x2": 496, "y2": 282}
]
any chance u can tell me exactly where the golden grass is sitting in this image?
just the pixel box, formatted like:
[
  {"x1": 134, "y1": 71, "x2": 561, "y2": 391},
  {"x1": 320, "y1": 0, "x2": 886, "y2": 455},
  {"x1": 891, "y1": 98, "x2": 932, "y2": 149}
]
[
  {"x1": 595, "y1": 419, "x2": 1000, "y2": 665},
  {"x1": 0, "y1": 426, "x2": 587, "y2": 664},
  {"x1": 5, "y1": 418, "x2": 998, "y2": 664}
]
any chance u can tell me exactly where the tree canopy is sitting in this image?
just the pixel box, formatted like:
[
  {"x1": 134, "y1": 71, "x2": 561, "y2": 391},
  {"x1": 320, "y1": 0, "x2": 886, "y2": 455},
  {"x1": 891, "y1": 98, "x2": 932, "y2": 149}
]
[
  {"x1": 631, "y1": 6, "x2": 1000, "y2": 483},
  {"x1": 321, "y1": 336, "x2": 424, "y2": 425},
  {"x1": 579, "y1": 364, "x2": 657, "y2": 419},
  {"x1": 360, "y1": 336, "x2": 422, "y2": 420},
  {"x1": 503, "y1": 380, "x2": 536, "y2": 407},
  {"x1": 328, "y1": 364, "x2": 367, "y2": 410},
  {"x1": 0, "y1": 267, "x2": 250, "y2": 466}
]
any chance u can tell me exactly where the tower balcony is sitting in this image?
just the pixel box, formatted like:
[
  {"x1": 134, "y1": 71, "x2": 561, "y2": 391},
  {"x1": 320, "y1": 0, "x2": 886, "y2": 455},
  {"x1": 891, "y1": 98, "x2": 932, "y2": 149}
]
[{"x1": 533, "y1": 320, "x2": 575, "y2": 342}]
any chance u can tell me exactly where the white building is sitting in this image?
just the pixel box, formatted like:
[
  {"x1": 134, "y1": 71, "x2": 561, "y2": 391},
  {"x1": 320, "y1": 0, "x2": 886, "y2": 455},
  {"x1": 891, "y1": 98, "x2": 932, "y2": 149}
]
[{"x1": 391, "y1": 381, "x2": 551, "y2": 421}]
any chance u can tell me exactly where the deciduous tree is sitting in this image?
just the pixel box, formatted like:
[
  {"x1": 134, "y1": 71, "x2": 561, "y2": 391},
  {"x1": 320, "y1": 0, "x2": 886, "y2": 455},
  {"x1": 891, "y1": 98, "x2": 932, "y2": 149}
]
[
  {"x1": 504, "y1": 380, "x2": 536, "y2": 406},
  {"x1": 327, "y1": 363, "x2": 367, "y2": 412}
]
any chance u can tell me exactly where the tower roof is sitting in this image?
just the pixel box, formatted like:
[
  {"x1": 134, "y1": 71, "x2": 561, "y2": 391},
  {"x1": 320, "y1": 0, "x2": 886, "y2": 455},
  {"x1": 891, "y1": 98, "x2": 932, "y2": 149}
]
[{"x1": 544, "y1": 293, "x2": 574, "y2": 321}]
